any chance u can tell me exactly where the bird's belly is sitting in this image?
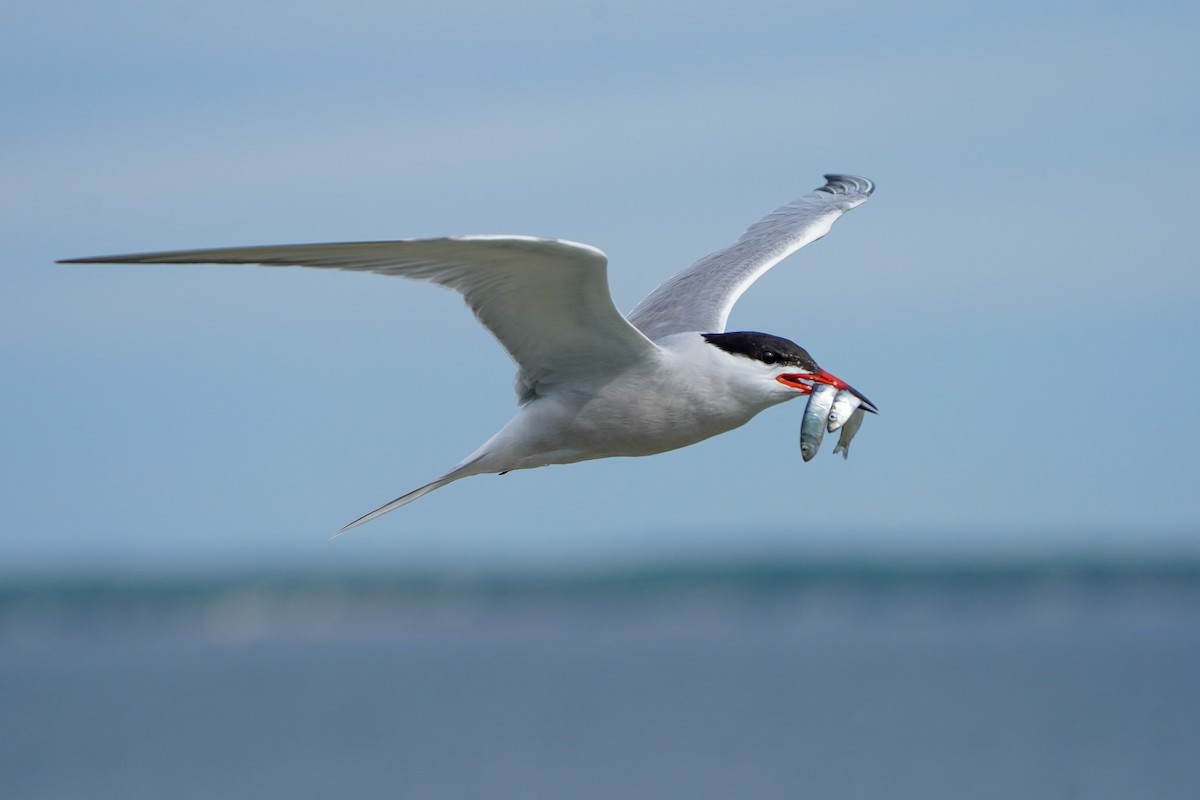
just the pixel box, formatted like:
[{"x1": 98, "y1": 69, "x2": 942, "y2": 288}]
[{"x1": 538, "y1": 390, "x2": 759, "y2": 463}]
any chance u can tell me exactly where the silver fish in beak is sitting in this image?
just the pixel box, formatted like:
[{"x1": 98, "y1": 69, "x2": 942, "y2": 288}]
[
  {"x1": 832, "y1": 407, "x2": 866, "y2": 459},
  {"x1": 800, "y1": 383, "x2": 838, "y2": 462},
  {"x1": 827, "y1": 389, "x2": 862, "y2": 433}
]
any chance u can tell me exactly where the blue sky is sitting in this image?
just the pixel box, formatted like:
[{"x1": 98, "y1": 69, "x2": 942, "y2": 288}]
[{"x1": 3, "y1": 0, "x2": 1198, "y2": 574}]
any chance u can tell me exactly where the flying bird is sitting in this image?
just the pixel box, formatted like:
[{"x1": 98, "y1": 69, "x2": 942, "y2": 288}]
[{"x1": 61, "y1": 174, "x2": 877, "y2": 531}]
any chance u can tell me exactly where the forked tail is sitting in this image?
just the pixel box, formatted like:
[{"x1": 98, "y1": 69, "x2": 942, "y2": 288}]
[{"x1": 334, "y1": 454, "x2": 488, "y2": 535}]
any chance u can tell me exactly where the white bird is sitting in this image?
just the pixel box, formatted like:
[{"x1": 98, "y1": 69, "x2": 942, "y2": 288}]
[{"x1": 60, "y1": 173, "x2": 878, "y2": 532}]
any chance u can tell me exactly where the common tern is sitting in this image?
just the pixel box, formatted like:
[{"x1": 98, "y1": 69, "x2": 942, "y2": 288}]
[{"x1": 61, "y1": 173, "x2": 878, "y2": 531}]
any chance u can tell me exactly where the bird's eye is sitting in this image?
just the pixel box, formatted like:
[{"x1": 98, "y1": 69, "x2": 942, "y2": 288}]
[{"x1": 761, "y1": 350, "x2": 778, "y2": 364}]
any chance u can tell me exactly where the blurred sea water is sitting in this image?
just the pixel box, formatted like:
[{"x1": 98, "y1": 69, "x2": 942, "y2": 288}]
[{"x1": 3, "y1": 557, "x2": 1199, "y2": 800}]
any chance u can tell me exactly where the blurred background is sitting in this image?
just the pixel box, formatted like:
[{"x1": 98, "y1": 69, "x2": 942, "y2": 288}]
[{"x1": 2, "y1": 1, "x2": 1198, "y2": 798}]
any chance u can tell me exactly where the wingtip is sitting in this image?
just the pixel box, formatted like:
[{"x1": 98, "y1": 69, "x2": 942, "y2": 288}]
[
  {"x1": 57, "y1": 255, "x2": 132, "y2": 264},
  {"x1": 820, "y1": 174, "x2": 875, "y2": 196}
]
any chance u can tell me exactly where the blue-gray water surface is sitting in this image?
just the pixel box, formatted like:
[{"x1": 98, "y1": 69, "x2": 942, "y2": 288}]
[{"x1": 2, "y1": 562, "x2": 1198, "y2": 799}]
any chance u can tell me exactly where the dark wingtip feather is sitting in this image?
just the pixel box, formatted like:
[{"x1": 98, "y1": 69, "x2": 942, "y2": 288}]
[{"x1": 820, "y1": 174, "x2": 875, "y2": 197}]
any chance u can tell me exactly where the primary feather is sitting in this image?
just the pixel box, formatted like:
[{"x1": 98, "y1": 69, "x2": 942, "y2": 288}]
[{"x1": 627, "y1": 174, "x2": 874, "y2": 340}]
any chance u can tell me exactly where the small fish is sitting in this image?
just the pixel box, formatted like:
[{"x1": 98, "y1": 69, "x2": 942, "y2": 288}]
[
  {"x1": 832, "y1": 407, "x2": 866, "y2": 459},
  {"x1": 826, "y1": 390, "x2": 863, "y2": 433},
  {"x1": 800, "y1": 383, "x2": 838, "y2": 462}
]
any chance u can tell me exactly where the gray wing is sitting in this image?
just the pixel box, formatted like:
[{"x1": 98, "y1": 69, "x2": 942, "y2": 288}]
[
  {"x1": 60, "y1": 236, "x2": 660, "y2": 401},
  {"x1": 627, "y1": 174, "x2": 875, "y2": 341}
]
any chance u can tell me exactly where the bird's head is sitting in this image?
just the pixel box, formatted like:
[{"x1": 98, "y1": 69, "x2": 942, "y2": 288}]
[{"x1": 702, "y1": 331, "x2": 877, "y2": 412}]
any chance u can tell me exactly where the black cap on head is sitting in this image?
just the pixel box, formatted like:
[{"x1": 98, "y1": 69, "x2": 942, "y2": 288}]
[{"x1": 702, "y1": 331, "x2": 820, "y2": 372}]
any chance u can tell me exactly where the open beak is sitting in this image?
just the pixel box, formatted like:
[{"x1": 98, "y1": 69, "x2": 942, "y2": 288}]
[{"x1": 777, "y1": 370, "x2": 878, "y2": 414}]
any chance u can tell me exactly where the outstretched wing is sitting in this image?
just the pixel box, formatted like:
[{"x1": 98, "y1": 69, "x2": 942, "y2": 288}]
[
  {"x1": 61, "y1": 236, "x2": 659, "y2": 401},
  {"x1": 627, "y1": 174, "x2": 875, "y2": 341}
]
